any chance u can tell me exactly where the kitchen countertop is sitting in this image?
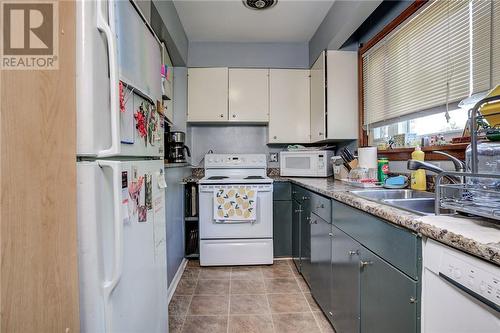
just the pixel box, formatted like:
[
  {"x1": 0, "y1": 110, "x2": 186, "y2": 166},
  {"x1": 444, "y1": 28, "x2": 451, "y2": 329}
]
[{"x1": 182, "y1": 173, "x2": 500, "y2": 265}]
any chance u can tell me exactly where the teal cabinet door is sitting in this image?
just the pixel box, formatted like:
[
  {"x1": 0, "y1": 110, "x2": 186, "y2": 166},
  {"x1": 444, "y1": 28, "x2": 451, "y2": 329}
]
[
  {"x1": 310, "y1": 214, "x2": 332, "y2": 316},
  {"x1": 300, "y1": 206, "x2": 312, "y2": 285},
  {"x1": 331, "y1": 224, "x2": 361, "y2": 333},
  {"x1": 360, "y1": 247, "x2": 419, "y2": 333},
  {"x1": 292, "y1": 199, "x2": 301, "y2": 270},
  {"x1": 273, "y1": 200, "x2": 292, "y2": 257}
]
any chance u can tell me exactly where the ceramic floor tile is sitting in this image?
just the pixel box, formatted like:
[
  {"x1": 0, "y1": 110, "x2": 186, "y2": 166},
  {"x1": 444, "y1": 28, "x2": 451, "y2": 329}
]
[
  {"x1": 182, "y1": 315, "x2": 228, "y2": 333},
  {"x1": 228, "y1": 314, "x2": 274, "y2": 333},
  {"x1": 272, "y1": 313, "x2": 321, "y2": 333},
  {"x1": 312, "y1": 311, "x2": 336, "y2": 333},
  {"x1": 231, "y1": 266, "x2": 263, "y2": 280},
  {"x1": 174, "y1": 279, "x2": 197, "y2": 296},
  {"x1": 194, "y1": 279, "x2": 230, "y2": 295},
  {"x1": 230, "y1": 294, "x2": 270, "y2": 315},
  {"x1": 199, "y1": 267, "x2": 231, "y2": 279},
  {"x1": 182, "y1": 267, "x2": 200, "y2": 280},
  {"x1": 267, "y1": 293, "x2": 310, "y2": 313},
  {"x1": 168, "y1": 295, "x2": 192, "y2": 317},
  {"x1": 188, "y1": 295, "x2": 229, "y2": 315},
  {"x1": 304, "y1": 293, "x2": 321, "y2": 312},
  {"x1": 168, "y1": 315, "x2": 185, "y2": 333},
  {"x1": 230, "y1": 279, "x2": 266, "y2": 294},
  {"x1": 264, "y1": 278, "x2": 301, "y2": 293},
  {"x1": 261, "y1": 265, "x2": 294, "y2": 279},
  {"x1": 295, "y1": 276, "x2": 311, "y2": 292}
]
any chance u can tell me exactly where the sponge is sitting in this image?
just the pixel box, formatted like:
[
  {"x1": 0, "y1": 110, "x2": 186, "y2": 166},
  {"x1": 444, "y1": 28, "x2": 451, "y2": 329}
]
[{"x1": 385, "y1": 175, "x2": 407, "y2": 186}]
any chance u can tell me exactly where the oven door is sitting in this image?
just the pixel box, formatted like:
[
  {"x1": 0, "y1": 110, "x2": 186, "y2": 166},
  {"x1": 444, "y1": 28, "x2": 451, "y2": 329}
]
[
  {"x1": 280, "y1": 153, "x2": 320, "y2": 177},
  {"x1": 199, "y1": 184, "x2": 273, "y2": 239}
]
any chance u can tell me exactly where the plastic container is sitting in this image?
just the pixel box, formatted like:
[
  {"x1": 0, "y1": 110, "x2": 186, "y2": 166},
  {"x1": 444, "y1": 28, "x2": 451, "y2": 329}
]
[
  {"x1": 465, "y1": 142, "x2": 500, "y2": 205},
  {"x1": 410, "y1": 146, "x2": 426, "y2": 191}
]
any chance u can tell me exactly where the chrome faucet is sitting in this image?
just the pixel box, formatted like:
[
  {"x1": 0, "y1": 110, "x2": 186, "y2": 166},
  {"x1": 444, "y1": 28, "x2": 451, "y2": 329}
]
[
  {"x1": 430, "y1": 151, "x2": 466, "y2": 172},
  {"x1": 407, "y1": 159, "x2": 462, "y2": 183}
]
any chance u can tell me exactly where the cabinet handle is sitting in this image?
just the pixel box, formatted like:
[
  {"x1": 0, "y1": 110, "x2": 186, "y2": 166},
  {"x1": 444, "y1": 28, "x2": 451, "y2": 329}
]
[
  {"x1": 328, "y1": 311, "x2": 333, "y2": 317},
  {"x1": 328, "y1": 232, "x2": 334, "y2": 237},
  {"x1": 292, "y1": 191, "x2": 297, "y2": 195},
  {"x1": 294, "y1": 209, "x2": 303, "y2": 213},
  {"x1": 232, "y1": 114, "x2": 236, "y2": 118},
  {"x1": 315, "y1": 203, "x2": 325, "y2": 209},
  {"x1": 309, "y1": 220, "x2": 317, "y2": 225},
  {"x1": 302, "y1": 196, "x2": 309, "y2": 200},
  {"x1": 409, "y1": 297, "x2": 417, "y2": 304},
  {"x1": 348, "y1": 250, "x2": 359, "y2": 256},
  {"x1": 305, "y1": 216, "x2": 310, "y2": 221},
  {"x1": 359, "y1": 261, "x2": 373, "y2": 269}
]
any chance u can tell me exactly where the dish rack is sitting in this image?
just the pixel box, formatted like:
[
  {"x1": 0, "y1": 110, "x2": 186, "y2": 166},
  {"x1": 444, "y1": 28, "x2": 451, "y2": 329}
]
[{"x1": 435, "y1": 94, "x2": 500, "y2": 220}]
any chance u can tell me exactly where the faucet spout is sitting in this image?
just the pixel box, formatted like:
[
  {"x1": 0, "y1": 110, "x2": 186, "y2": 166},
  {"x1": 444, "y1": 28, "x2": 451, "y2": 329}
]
[{"x1": 407, "y1": 160, "x2": 461, "y2": 183}]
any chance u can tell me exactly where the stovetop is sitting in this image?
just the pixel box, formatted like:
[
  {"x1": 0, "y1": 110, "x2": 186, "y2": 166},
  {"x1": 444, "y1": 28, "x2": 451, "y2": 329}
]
[{"x1": 199, "y1": 175, "x2": 273, "y2": 185}]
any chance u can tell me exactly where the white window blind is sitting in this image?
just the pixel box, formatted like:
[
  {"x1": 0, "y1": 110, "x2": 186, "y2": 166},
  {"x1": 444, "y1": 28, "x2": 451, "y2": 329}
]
[
  {"x1": 493, "y1": 0, "x2": 500, "y2": 86},
  {"x1": 363, "y1": 0, "x2": 493, "y2": 126}
]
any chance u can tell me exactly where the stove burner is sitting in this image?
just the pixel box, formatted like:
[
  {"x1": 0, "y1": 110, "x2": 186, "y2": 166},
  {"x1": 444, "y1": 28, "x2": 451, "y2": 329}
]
[
  {"x1": 207, "y1": 176, "x2": 229, "y2": 180},
  {"x1": 244, "y1": 176, "x2": 265, "y2": 180}
]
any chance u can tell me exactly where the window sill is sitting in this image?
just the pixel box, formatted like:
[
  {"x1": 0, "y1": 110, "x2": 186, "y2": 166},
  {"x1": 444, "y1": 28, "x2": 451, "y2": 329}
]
[{"x1": 377, "y1": 143, "x2": 468, "y2": 161}]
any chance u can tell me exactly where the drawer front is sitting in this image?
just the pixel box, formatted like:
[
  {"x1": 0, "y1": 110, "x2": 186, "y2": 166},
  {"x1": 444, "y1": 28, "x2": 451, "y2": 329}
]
[
  {"x1": 310, "y1": 192, "x2": 331, "y2": 222},
  {"x1": 332, "y1": 200, "x2": 421, "y2": 280},
  {"x1": 273, "y1": 182, "x2": 291, "y2": 201}
]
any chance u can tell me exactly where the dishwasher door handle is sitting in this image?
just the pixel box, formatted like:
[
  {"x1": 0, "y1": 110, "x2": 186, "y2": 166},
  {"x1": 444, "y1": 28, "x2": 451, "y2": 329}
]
[{"x1": 439, "y1": 273, "x2": 500, "y2": 313}]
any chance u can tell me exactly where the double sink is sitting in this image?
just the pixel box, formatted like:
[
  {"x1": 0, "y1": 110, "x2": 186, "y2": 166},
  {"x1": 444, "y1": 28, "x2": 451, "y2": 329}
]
[{"x1": 350, "y1": 189, "x2": 453, "y2": 215}]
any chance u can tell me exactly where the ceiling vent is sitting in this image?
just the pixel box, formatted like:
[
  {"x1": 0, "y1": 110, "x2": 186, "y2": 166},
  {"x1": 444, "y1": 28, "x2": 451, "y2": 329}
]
[{"x1": 242, "y1": 0, "x2": 278, "y2": 10}]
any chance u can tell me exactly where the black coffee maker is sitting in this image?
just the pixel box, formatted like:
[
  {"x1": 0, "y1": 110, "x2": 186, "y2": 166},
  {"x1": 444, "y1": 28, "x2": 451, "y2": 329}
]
[{"x1": 165, "y1": 130, "x2": 191, "y2": 163}]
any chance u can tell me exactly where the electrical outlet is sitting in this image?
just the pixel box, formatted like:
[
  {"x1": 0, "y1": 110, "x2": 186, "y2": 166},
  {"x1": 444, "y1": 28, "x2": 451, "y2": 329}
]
[{"x1": 269, "y1": 153, "x2": 278, "y2": 162}]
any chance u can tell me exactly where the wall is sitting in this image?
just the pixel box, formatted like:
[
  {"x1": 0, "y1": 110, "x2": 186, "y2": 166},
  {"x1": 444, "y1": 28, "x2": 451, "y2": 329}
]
[
  {"x1": 151, "y1": 0, "x2": 189, "y2": 65},
  {"x1": 188, "y1": 42, "x2": 309, "y2": 68},
  {"x1": 0, "y1": 1, "x2": 80, "y2": 331},
  {"x1": 309, "y1": 0, "x2": 382, "y2": 65}
]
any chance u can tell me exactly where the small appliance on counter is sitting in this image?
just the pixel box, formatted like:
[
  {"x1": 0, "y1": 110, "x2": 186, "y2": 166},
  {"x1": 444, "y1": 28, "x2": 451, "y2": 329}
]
[
  {"x1": 165, "y1": 130, "x2": 191, "y2": 163},
  {"x1": 280, "y1": 150, "x2": 334, "y2": 177}
]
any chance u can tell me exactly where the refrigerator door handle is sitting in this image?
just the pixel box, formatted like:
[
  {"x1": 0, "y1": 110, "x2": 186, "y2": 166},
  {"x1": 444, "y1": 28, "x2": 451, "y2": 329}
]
[
  {"x1": 98, "y1": 161, "x2": 123, "y2": 321},
  {"x1": 96, "y1": 0, "x2": 120, "y2": 157}
]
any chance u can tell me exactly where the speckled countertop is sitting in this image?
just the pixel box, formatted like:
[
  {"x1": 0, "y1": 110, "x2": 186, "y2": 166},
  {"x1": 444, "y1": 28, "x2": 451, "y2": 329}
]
[{"x1": 183, "y1": 172, "x2": 500, "y2": 265}]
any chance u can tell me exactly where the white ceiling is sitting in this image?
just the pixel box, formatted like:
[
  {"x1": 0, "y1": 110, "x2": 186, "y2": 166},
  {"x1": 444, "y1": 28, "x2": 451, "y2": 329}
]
[{"x1": 173, "y1": 0, "x2": 336, "y2": 43}]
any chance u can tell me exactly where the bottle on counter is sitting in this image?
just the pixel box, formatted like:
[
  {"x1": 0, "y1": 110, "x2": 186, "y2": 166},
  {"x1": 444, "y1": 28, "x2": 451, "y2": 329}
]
[
  {"x1": 377, "y1": 157, "x2": 390, "y2": 183},
  {"x1": 410, "y1": 146, "x2": 426, "y2": 191}
]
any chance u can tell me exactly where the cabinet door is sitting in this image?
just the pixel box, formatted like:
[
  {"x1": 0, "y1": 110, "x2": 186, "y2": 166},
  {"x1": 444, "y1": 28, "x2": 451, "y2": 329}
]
[
  {"x1": 300, "y1": 208, "x2": 312, "y2": 285},
  {"x1": 269, "y1": 69, "x2": 311, "y2": 143},
  {"x1": 331, "y1": 225, "x2": 360, "y2": 333},
  {"x1": 273, "y1": 200, "x2": 292, "y2": 257},
  {"x1": 310, "y1": 214, "x2": 332, "y2": 315},
  {"x1": 187, "y1": 68, "x2": 228, "y2": 122},
  {"x1": 229, "y1": 69, "x2": 269, "y2": 122},
  {"x1": 360, "y1": 247, "x2": 419, "y2": 333},
  {"x1": 292, "y1": 200, "x2": 301, "y2": 270},
  {"x1": 310, "y1": 51, "x2": 326, "y2": 142},
  {"x1": 326, "y1": 51, "x2": 358, "y2": 140}
]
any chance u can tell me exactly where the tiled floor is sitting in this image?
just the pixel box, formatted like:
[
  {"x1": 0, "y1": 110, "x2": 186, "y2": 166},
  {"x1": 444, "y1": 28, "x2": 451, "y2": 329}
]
[{"x1": 169, "y1": 259, "x2": 336, "y2": 333}]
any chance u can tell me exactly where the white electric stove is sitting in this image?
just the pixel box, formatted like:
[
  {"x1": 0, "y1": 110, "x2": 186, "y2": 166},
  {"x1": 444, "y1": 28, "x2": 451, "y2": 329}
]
[{"x1": 199, "y1": 154, "x2": 274, "y2": 266}]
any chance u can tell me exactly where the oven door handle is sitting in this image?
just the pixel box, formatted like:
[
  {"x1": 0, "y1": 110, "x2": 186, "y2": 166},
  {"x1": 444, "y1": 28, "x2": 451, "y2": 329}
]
[{"x1": 439, "y1": 273, "x2": 500, "y2": 312}]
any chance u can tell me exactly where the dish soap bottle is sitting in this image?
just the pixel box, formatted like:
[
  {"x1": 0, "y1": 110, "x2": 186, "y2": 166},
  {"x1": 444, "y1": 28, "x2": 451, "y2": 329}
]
[{"x1": 410, "y1": 146, "x2": 426, "y2": 191}]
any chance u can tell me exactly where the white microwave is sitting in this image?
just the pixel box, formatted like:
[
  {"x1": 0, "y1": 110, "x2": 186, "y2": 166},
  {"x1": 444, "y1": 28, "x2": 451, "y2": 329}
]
[{"x1": 280, "y1": 151, "x2": 334, "y2": 177}]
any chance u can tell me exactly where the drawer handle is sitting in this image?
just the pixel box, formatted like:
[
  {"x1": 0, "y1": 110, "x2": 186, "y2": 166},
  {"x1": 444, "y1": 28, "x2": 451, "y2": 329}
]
[
  {"x1": 309, "y1": 220, "x2": 317, "y2": 225},
  {"x1": 315, "y1": 203, "x2": 325, "y2": 209},
  {"x1": 302, "y1": 196, "x2": 309, "y2": 200},
  {"x1": 294, "y1": 209, "x2": 303, "y2": 213},
  {"x1": 328, "y1": 232, "x2": 334, "y2": 237},
  {"x1": 409, "y1": 297, "x2": 417, "y2": 304},
  {"x1": 359, "y1": 261, "x2": 373, "y2": 269},
  {"x1": 348, "y1": 250, "x2": 359, "y2": 256}
]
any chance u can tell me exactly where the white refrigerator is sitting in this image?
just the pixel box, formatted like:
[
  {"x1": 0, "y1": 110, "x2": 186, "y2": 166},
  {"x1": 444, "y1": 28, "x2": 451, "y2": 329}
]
[{"x1": 76, "y1": 1, "x2": 167, "y2": 332}]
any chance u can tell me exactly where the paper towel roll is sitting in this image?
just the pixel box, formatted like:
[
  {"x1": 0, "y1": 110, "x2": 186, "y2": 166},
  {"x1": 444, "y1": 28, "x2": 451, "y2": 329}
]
[{"x1": 358, "y1": 147, "x2": 378, "y2": 169}]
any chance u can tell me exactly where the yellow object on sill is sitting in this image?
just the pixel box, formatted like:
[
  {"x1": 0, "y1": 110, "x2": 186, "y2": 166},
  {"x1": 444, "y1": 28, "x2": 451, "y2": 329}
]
[
  {"x1": 410, "y1": 146, "x2": 426, "y2": 191},
  {"x1": 480, "y1": 85, "x2": 500, "y2": 127}
]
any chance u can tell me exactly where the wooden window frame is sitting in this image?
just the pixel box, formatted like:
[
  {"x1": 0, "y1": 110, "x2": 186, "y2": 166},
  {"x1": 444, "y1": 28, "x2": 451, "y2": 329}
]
[{"x1": 356, "y1": 0, "x2": 468, "y2": 161}]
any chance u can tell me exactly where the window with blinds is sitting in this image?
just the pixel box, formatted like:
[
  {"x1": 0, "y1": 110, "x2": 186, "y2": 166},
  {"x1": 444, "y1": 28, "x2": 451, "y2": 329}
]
[{"x1": 363, "y1": 0, "x2": 499, "y2": 127}]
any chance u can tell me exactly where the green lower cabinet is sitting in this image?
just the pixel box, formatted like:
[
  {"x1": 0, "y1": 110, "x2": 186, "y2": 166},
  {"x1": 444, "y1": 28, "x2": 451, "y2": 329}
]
[
  {"x1": 360, "y1": 246, "x2": 419, "y2": 333},
  {"x1": 273, "y1": 200, "x2": 292, "y2": 257}
]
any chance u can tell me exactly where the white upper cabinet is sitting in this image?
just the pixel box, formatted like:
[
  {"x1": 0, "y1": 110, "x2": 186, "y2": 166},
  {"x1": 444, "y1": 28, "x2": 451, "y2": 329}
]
[
  {"x1": 310, "y1": 51, "x2": 326, "y2": 142},
  {"x1": 326, "y1": 51, "x2": 358, "y2": 140},
  {"x1": 228, "y1": 69, "x2": 269, "y2": 122},
  {"x1": 187, "y1": 67, "x2": 228, "y2": 122},
  {"x1": 269, "y1": 69, "x2": 311, "y2": 144}
]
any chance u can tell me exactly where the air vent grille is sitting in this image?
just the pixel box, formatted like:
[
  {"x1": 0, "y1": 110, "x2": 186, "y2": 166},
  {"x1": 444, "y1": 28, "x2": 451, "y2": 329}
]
[{"x1": 243, "y1": 0, "x2": 277, "y2": 10}]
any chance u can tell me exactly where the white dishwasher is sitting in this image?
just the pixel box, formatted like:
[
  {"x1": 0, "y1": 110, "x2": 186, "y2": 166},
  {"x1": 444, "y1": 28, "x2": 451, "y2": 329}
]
[{"x1": 423, "y1": 238, "x2": 500, "y2": 333}]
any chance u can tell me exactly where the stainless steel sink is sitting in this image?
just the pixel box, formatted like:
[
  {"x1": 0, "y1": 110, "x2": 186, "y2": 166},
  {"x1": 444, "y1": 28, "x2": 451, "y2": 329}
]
[
  {"x1": 382, "y1": 198, "x2": 454, "y2": 215},
  {"x1": 350, "y1": 189, "x2": 434, "y2": 201},
  {"x1": 350, "y1": 189, "x2": 453, "y2": 215}
]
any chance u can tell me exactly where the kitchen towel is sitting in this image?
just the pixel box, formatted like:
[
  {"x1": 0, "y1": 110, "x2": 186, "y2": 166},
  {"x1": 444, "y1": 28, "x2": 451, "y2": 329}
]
[{"x1": 213, "y1": 186, "x2": 257, "y2": 223}]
